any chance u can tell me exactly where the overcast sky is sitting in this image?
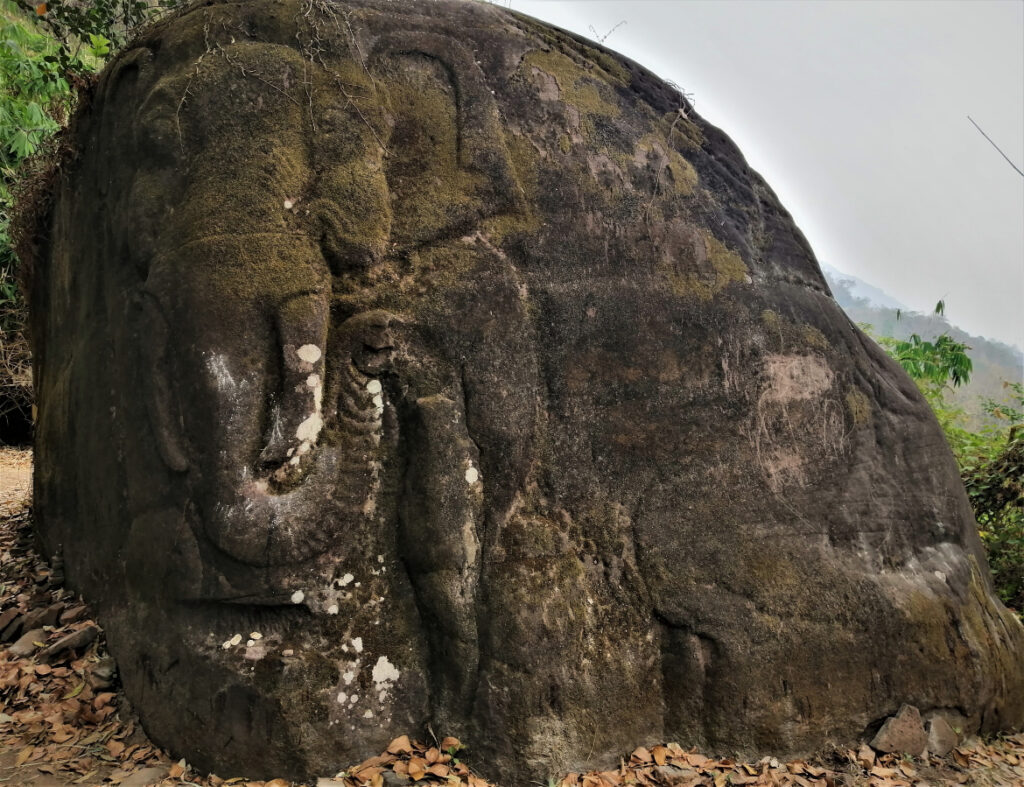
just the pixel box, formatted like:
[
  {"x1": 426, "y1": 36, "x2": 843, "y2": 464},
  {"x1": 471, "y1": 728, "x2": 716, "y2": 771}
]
[{"x1": 505, "y1": 0, "x2": 1024, "y2": 352}]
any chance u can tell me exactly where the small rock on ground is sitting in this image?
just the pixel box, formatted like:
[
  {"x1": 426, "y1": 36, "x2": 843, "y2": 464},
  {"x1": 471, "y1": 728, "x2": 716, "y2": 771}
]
[{"x1": 871, "y1": 704, "x2": 928, "y2": 756}]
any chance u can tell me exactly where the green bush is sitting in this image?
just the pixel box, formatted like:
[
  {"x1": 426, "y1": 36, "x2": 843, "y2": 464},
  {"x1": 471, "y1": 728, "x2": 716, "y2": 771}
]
[{"x1": 0, "y1": 2, "x2": 73, "y2": 435}]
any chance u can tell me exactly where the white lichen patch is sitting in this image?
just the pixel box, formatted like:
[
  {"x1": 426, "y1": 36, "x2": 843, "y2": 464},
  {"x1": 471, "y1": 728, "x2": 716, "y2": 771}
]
[
  {"x1": 307, "y1": 373, "x2": 321, "y2": 388},
  {"x1": 296, "y1": 412, "x2": 324, "y2": 443},
  {"x1": 327, "y1": 604, "x2": 339, "y2": 615},
  {"x1": 366, "y1": 379, "x2": 382, "y2": 395},
  {"x1": 372, "y1": 656, "x2": 400, "y2": 686},
  {"x1": 351, "y1": 637, "x2": 364, "y2": 653},
  {"x1": 363, "y1": 710, "x2": 374, "y2": 719},
  {"x1": 296, "y1": 344, "x2": 322, "y2": 364},
  {"x1": 338, "y1": 573, "x2": 354, "y2": 587},
  {"x1": 465, "y1": 464, "x2": 480, "y2": 485},
  {"x1": 343, "y1": 669, "x2": 357, "y2": 685},
  {"x1": 230, "y1": 633, "x2": 242, "y2": 646},
  {"x1": 336, "y1": 692, "x2": 347, "y2": 705},
  {"x1": 291, "y1": 590, "x2": 305, "y2": 604}
]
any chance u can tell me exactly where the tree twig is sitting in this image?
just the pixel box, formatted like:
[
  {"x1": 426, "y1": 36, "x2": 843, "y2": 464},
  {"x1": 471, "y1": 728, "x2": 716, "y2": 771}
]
[{"x1": 968, "y1": 115, "x2": 1024, "y2": 178}]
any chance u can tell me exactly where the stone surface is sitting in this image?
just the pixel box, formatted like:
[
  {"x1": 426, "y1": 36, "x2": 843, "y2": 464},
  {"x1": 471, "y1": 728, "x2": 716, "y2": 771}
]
[
  {"x1": 927, "y1": 716, "x2": 960, "y2": 757},
  {"x1": 38, "y1": 625, "x2": 98, "y2": 661},
  {"x1": 871, "y1": 705, "x2": 928, "y2": 756},
  {"x1": 9, "y1": 628, "x2": 45, "y2": 658},
  {"x1": 24, "y1": 0, "x2": 1024, "y2": 782}
]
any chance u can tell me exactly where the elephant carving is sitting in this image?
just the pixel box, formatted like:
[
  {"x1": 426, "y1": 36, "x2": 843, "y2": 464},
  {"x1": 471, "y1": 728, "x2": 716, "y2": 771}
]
[{"x1": 28, "y1": 0, "x2": 1024, "y2": 782}]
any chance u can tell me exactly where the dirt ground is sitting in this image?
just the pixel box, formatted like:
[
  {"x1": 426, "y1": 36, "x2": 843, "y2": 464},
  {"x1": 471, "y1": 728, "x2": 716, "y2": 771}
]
[
  {"x1": 2, "y1": 449, "x2": 1024, "y2": 787},
  {"x1": 0, "y1": 447, "x2": 32, "y2": 518}
]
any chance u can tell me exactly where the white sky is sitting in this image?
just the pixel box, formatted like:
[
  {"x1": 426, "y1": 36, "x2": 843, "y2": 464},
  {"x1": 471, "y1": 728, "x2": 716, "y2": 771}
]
[{"x1": 505, "y1": 0, "x2": 1024, "y2": 351}]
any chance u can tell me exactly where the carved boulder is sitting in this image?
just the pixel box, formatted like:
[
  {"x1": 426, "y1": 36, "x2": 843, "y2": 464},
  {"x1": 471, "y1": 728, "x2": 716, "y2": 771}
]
[{"x1": 28, "y1": 0, "x2": 1023, "y2": 781}]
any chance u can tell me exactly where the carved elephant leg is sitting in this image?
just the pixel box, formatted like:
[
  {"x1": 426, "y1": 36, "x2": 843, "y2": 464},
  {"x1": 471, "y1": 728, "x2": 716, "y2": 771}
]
[{"x1": 398, "y1": 394, "x2": 483, "y2": 734}]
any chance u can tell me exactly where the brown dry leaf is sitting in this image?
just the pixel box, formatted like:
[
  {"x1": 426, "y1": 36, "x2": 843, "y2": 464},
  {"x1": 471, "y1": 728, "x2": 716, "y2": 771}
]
[
  {"x1": 441, "y1": 736, "x2": 461, "y2": 751},
  {"x1": 106, "y1": 739, "x2": 125, "y2": 757},
  {"x1": 897, "y1": 761, "x2": 916, "y2": 777},
  {"x1": 857, "y1": 744, "x2": 876, "y2": 769},
  {"x1": 650, "y1": 745, "x2": 668, "y2": 766},
  {"x1": 16, "y1": 745, "x2": 35, "y2": 766},
  {"x1": 869, "y1": 765, "x2": 897, "y2": 777},
  {"x1": 424, "y1": 746, "x2": 441, "y2": 764},
  {"x1": 386, "y1": 735, "x2": 412, "y2": 755},
  {"x1": 407, "y1": 757, "x2": 427, "y2": 780},
  {"x1": 685, "y1": 753, "x2": 711, "y2": 769},
  {"x1": 264, "y1": 780, "x2": 288, "y2": 787},
  {"x1": 426, "y1": 762, "x2": 450, "y2": 777},
  {"x1": 630, "y1": 746, "x2": 652, "y2": 764}
]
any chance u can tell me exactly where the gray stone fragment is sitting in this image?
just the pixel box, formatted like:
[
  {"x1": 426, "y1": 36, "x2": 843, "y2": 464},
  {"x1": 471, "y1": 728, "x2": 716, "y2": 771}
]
[
  {"x1": 926, "y1": 715, "x2": 959, "y2": 757},
  {"x1": 871, "y1": 704, "x2": 928, "y2": 756},
  {"x1": 0, "y1": 607, "x2": 19, "y2": 635},
  {"x1": 9, "y1": 628, "x2": 46, "y2": 657},
  {"x1": 38, "y1": 624, "x2": 98, "y2": 661},
  {"x1": 22, "y1": 602, "x2": 64, "y2": 630}
]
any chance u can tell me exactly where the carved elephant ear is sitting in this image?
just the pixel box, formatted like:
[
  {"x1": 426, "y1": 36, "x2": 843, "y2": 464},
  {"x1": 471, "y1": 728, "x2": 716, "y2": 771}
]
[{"x1": 370, "y1": 32, "x2": 522, "y2": 247}]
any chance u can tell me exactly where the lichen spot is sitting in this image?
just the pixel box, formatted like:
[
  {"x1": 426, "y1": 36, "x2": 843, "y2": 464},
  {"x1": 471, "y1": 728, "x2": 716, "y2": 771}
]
[
  {"x1": 846, "y1": 388, "x2": 872, "y2": 426},
  {"x1": 363, "y1": 709, "x2": 374, "y2": 719},
  {"x1": 296, "y1": 412, "x2": 324, "y2": 443},
  {"x1": 372, "y1": 656, "x2": 401, "y2": 686},
  {"x1": 366, "y1": 379, "x2": 382, "y2": 395},
  {"x1": 327, "y1": 604, "x2": 339, "y2": 615},
  {"x1": 296, "y1": 344, "x2": 321, "y2": 364},
  {"x1": 465, "y1": 465, "x2": 480, "y2": 485},
  {"x1": 291, "y1": 590, "x2": 305, "y2": 604},
  {"x1": 306, "y1": 373, "x2": 321, "y2": 388},
  {"x1": 336, "y1": 692, "x2": 347, "y2": 704},
  {"x1": 352, "y1": 637, "x2": 364, "y2": 653},
  {"x1": 343, "y1": 670, "x2": 357, "y2": 685},
  {"x1": 339, "y1": 573, "x2": 354, "y2": 587},
  {"x1": 250, "y1": 631, "x2": 262, "y2": 640}
]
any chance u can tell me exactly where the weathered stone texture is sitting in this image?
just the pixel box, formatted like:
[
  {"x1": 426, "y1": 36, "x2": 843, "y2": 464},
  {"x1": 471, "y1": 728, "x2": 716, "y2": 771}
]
[{"x1": 28, "y1": 0, "x2": 1024, "y2": 782}]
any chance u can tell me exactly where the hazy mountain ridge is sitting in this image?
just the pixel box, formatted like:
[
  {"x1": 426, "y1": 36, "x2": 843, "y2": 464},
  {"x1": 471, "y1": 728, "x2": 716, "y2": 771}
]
[{"x1": 824, "y1": 267, "x2": 1023, "y2": 424}]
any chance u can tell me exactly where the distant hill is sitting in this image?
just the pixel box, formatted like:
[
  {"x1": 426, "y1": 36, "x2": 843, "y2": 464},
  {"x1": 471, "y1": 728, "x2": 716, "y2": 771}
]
[
  {"x1": 823, "y1": 266, "x2": 1023, "y2": 426},
  {"x1": 820, "y1": 262, "x2": 908, "y2": 312}
]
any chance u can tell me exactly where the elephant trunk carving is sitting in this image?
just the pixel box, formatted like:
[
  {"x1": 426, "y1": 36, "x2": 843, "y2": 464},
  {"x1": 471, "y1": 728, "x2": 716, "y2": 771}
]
[{"x1": 143, "y1": 288, "x2": 401, "y2": 568}]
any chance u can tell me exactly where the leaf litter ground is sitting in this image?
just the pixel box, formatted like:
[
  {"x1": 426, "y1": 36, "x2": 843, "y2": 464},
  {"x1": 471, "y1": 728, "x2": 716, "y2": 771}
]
[{"x1": 2, "y1": 447, "x2": 1023, "y2": 787}]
